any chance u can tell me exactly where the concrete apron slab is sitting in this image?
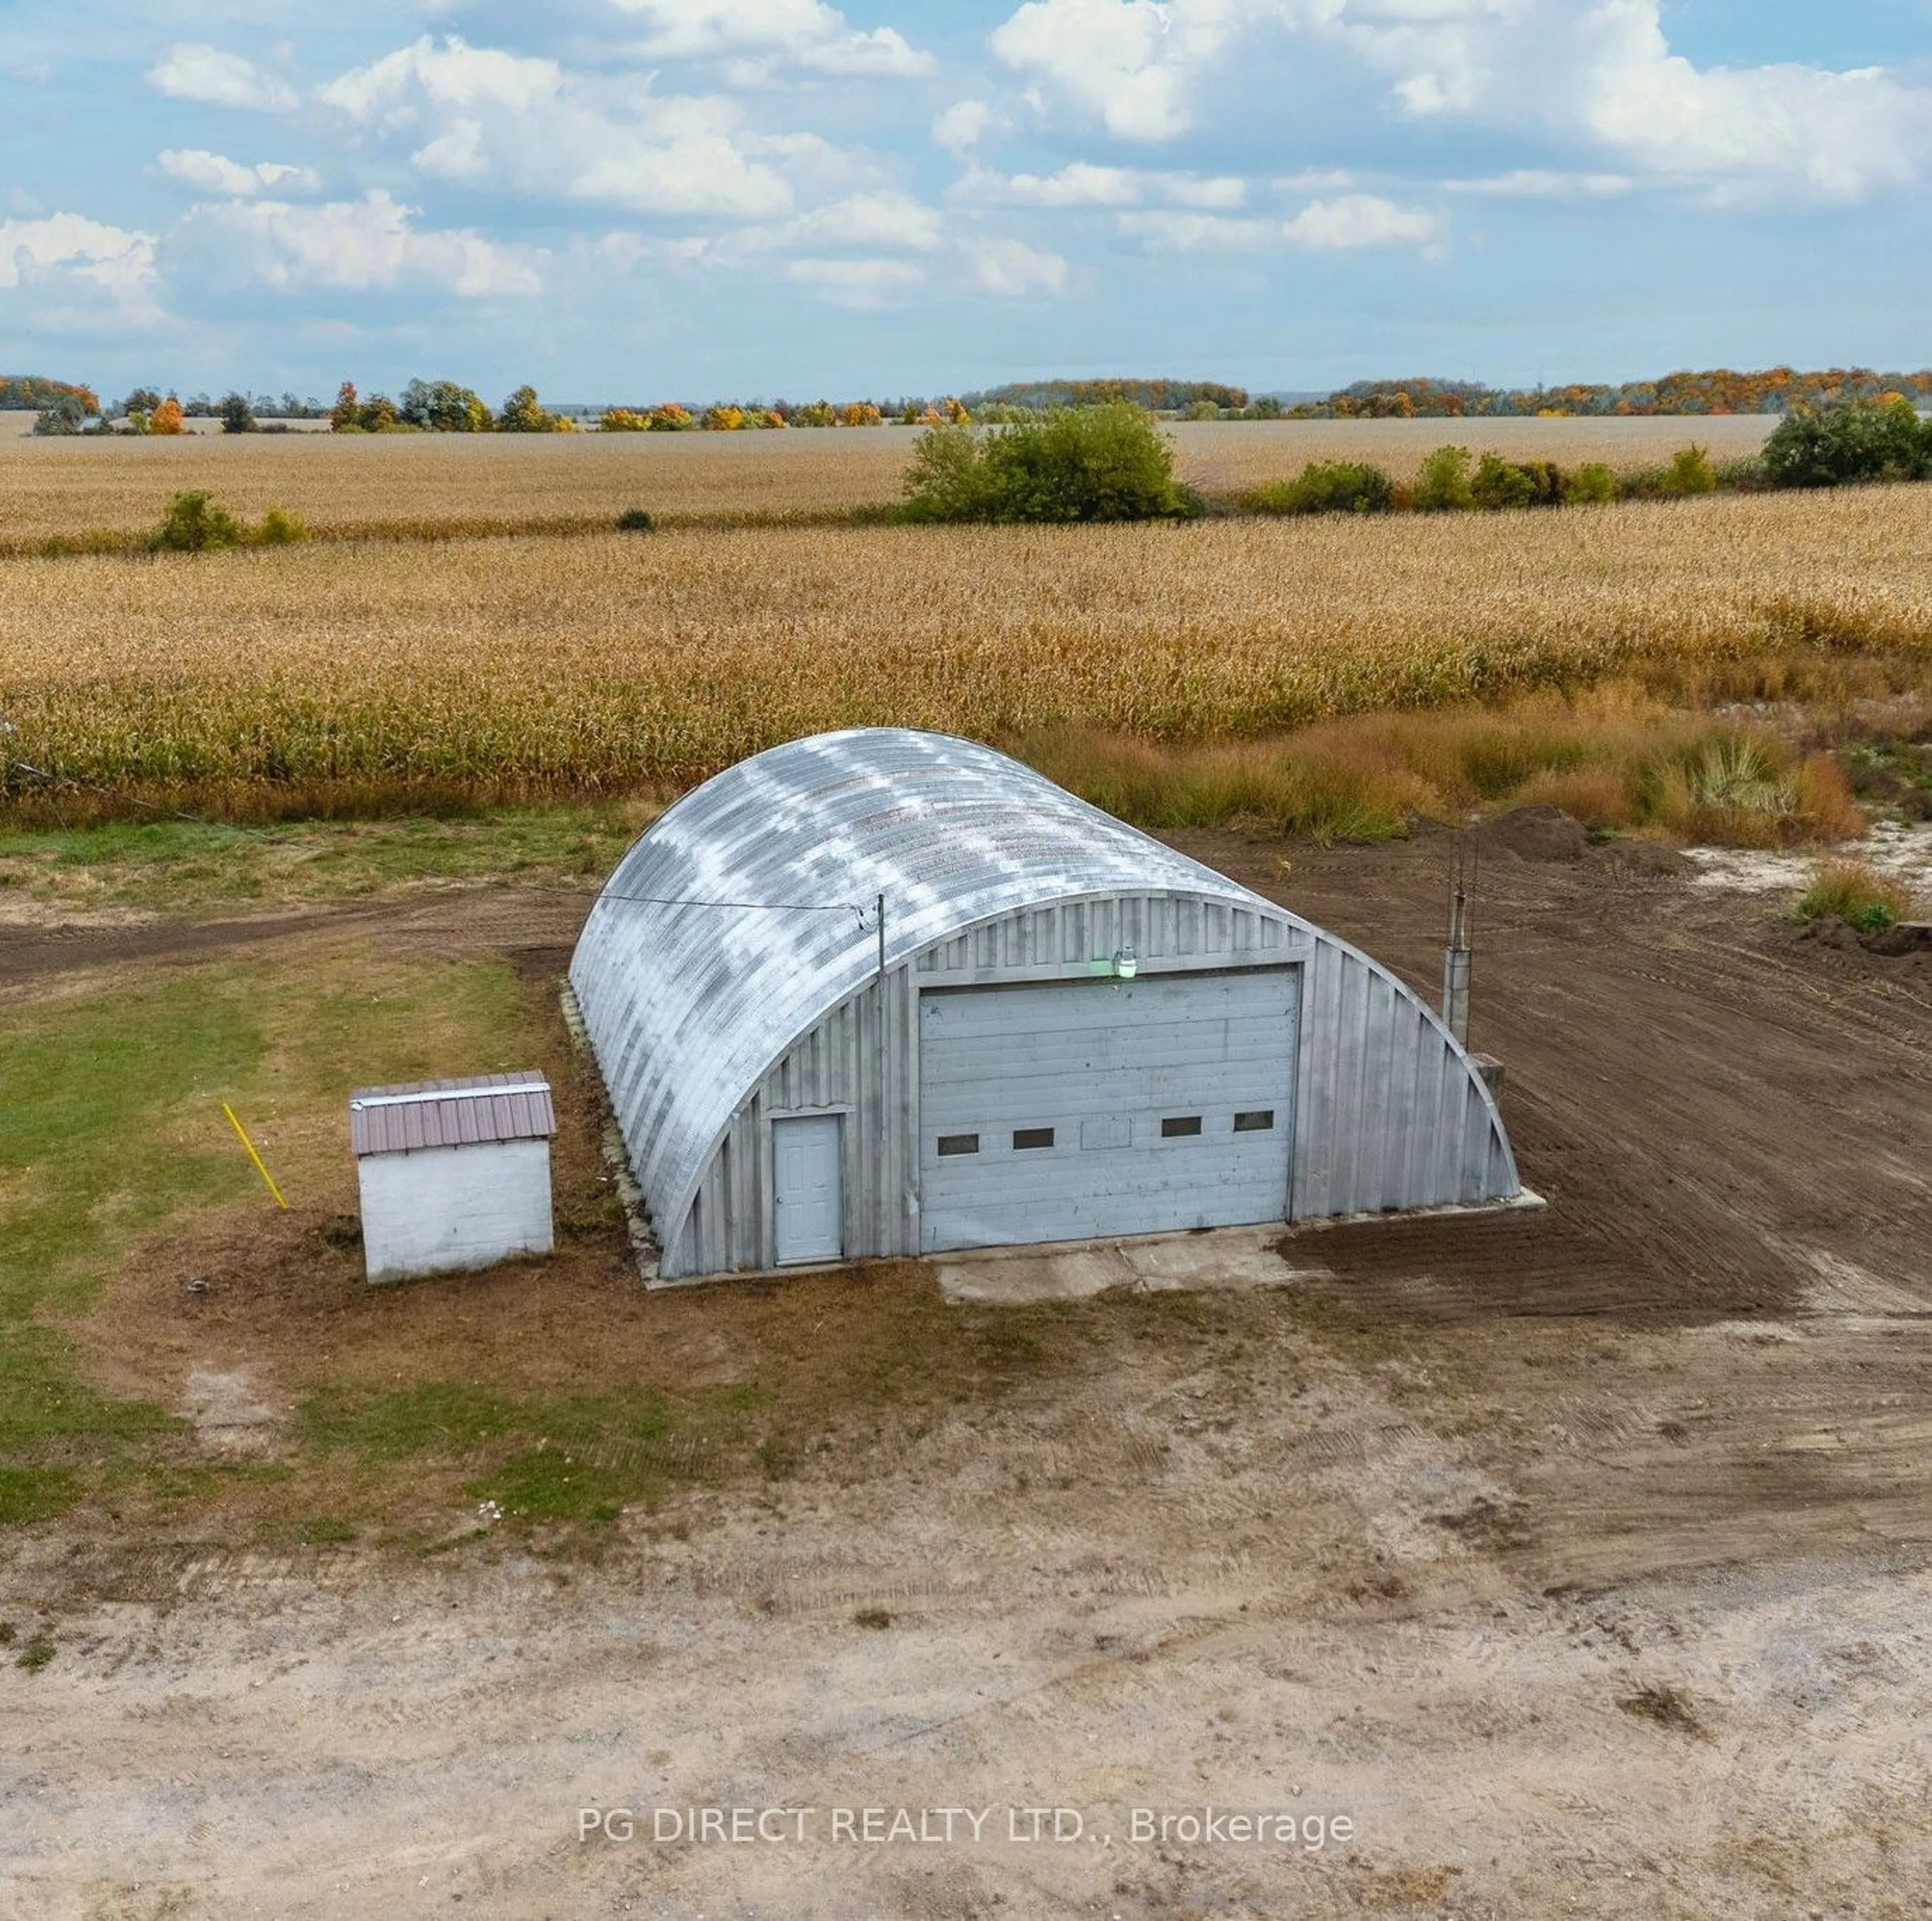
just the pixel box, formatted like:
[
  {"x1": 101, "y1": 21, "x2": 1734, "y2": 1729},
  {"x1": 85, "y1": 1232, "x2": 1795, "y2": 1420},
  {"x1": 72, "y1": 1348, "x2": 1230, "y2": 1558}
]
[{"x1": 935, "y1": 1224, "x2": 1322, "y2": 1306}]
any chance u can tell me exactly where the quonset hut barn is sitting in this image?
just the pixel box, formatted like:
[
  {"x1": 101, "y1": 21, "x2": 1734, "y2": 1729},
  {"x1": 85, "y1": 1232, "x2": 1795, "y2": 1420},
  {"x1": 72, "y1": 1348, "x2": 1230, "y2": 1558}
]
[{"x1": 569, "y1": 729, "x2": 1521, "y2": 1282}]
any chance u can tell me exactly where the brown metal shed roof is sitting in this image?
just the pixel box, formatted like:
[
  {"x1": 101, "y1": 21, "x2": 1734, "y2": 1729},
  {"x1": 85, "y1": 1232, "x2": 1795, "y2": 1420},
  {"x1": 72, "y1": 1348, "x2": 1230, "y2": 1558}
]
[{"x1": 349, "y1": 1072, "x2": 556, "y2": 1157}]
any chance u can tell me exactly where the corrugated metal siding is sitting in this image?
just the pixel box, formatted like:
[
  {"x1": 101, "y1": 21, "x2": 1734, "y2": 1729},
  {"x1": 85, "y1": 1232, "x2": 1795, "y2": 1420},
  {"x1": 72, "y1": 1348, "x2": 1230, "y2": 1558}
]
[
  {"x1": 571, "y1": 729, "x2": 1521, "y2": 1279},
  {"x1": 349, "y1": 1073, "x2": 556, "y2": 1156},
  {"x1": 1291, "y1": 935, "x2": 1517, "y2": 1217},
  {"x1": 571, "y1": 730, "x2": 1313, "y2": 1265}
]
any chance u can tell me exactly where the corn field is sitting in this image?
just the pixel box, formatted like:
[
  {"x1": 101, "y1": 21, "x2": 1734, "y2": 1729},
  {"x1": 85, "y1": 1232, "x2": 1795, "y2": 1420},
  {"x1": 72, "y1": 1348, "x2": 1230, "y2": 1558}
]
[
  {"x1": 1, "y1": 485, "x2": 1927, "y2": 821},
  {"x1": 0, "y1": 417, "x2": 1779, "y2": 544}
]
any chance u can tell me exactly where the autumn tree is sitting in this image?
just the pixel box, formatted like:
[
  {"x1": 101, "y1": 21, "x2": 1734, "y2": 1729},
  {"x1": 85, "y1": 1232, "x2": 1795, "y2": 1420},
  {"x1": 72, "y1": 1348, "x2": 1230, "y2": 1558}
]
[
  {"x1": 498, "y1": 384, "x2": 562, "y2": 432},
  {"x1": 401, "y1": 377, "x2": 491, "y2": 432}
]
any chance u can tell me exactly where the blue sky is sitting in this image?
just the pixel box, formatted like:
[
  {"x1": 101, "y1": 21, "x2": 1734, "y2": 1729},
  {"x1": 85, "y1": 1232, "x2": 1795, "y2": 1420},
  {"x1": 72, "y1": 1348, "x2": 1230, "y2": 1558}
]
[{"x1": 2, "y1": 1, "x2": 1927, "y2": 403}]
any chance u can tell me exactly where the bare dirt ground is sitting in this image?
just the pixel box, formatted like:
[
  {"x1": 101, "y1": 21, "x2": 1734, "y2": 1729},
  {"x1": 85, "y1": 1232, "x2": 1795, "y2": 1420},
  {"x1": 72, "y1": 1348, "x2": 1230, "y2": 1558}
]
[{"x1": 4, "y1": 826, "x2": 1931, "y2": 1919}]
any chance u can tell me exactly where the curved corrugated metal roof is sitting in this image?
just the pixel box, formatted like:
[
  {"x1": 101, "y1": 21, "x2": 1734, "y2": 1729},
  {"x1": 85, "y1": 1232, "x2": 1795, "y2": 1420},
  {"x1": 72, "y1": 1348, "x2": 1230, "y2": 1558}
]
[{"x1": 569, "y1": 728, "x2": 1314, "y2": 1243}]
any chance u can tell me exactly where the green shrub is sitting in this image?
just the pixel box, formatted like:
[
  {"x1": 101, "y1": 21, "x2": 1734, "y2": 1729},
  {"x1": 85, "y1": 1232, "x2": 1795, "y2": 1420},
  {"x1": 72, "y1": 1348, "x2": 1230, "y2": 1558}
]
[
  {"x1": 1795, "y1": 859, "x2": 1914, "y2": 933},
  {"x1": 1413, "y1": 445, "x2": 1475, "y2": 512},
  {"x1": 1253, "y1": 460, "x2": 1394, "y2": 517},
  {"x1": 1562, "y1": 462, "x2": 1618, "y2": 505},
  {"x1": 1661, "y1": 445, "x2": 1718, "y2": 496},
  {"x1": 616, "y1": 507, "x2": 656, "y2": 532},
  {"x1": 152, "y1": 491, "x2": 246, "y2": 553},
  {"x1": 31, "y1": 396, "x2": 85, "y2": 436},
  {"x1": 900, "y1": 404, "x2": 1188, "y2": 524},
  {"x1": 1471, "y1": 453, "x2": 1537, "y2": 511},
  {"x1": 254, "y1": 506, "x2": 308, "y2": 546},
  {"x1": 1763, "y1": 396, "x2": 1932, "y2": 489},
  {"x1": 1714, "y1": 455, "x2": 1769, "y2": 492},
  {"x1": 898, "y1": 423, "x2": 990, "y2": 522}
]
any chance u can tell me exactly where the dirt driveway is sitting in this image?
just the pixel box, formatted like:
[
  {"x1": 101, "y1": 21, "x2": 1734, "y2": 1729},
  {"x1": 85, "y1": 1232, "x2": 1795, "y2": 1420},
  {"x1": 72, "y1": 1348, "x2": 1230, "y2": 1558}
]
[{"x1": 4, "y1": 826, "x2": 1930, "y2": 1918}]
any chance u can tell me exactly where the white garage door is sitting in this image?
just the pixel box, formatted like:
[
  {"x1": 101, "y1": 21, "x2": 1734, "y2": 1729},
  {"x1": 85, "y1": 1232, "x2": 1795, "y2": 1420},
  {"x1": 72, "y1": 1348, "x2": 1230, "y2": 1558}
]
[{"x1": 918, "y1": 968, "x2": 1298, "y2": 1254}]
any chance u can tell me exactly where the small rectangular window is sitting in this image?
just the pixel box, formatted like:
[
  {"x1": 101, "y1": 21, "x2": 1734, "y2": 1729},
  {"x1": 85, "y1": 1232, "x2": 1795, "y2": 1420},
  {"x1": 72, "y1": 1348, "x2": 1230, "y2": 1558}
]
[
  {"x1": 1012, "y1": 1127, "x2": 1055, "y2": 1150},
  {"x1": 937, "y1": 1133, "x2": 980, "y2": 1157},
  {"x1": 1160, "y1": 1115, "x2": 1203, "y2": 1139},
  {"x1": 1233, "y1": 1109, "x2": 1276, "y2": 1133}
]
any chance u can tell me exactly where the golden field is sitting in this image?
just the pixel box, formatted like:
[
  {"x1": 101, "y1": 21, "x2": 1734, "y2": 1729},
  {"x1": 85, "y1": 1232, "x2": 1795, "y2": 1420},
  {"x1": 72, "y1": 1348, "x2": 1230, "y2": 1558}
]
[
  {"x1": 2, "y1": 484, "x2": 1926, "y2": 832},
  {"x1": 0, "y1": 416, "x2": 1779, "y2": 542}
]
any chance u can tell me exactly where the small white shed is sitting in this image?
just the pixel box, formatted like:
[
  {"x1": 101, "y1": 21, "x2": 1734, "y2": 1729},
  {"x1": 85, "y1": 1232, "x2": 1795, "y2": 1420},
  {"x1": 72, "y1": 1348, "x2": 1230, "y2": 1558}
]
[{"x1": 349, "y1": 1072, "x2": 556, "y2": 1284}]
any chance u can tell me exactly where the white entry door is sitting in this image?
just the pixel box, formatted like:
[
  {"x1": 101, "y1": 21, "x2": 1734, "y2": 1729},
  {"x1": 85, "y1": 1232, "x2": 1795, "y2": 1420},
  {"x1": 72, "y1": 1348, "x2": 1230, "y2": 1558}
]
[{"x1": 772, "y1": 1114, "x2": 843, "y2": 1265}]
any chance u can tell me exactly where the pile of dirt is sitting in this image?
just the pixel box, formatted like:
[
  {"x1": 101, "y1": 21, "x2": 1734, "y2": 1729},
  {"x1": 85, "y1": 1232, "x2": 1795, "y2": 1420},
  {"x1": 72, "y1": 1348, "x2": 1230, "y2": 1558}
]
[
  {"x1": 1866, "y1": 920, "x2": 1932, "y2": 957},
  {"x1": 1595, "y1": 838, "x2": 1693, "y2": 880},
  {"x1": 1473, "y1": 804, "x2": 1590, "y2": 863},
  {"x1": 1794, "y1": 915, "x2": 1932, "y2": 980}
]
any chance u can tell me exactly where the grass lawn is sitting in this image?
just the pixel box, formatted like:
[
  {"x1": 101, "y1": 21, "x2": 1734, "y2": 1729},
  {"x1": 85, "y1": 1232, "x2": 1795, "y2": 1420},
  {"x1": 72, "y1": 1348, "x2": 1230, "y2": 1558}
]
[
  {"x1": 1, "y1": 922, "x2": 1238, "y2": 1553},
  {"x1": 0, "y1": 801, "x2": 657, "y2": 918}
]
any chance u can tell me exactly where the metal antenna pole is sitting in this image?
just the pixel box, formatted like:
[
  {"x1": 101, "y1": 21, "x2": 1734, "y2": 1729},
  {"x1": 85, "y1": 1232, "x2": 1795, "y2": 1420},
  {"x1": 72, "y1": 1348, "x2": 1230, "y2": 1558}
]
[{"x1": 1442, "y1": 834, "x2": 1472, "y2": 1048}]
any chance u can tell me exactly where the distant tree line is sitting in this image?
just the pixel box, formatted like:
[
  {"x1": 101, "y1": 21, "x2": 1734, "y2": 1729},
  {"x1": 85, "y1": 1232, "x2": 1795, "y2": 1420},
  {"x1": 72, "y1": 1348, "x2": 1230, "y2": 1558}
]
[
  {"x1": 3, "y1": 374, "x2": 100, "y2": 414},
  {"x1": 960, "y1": 378, "x2": 1251, "y2": 415},
  {"x1": 18, "y1": 377, "x2": 332, "y2": 436},
  {"x1": 1296, "y1": 367, "x2": 1932, "y2": 420}
]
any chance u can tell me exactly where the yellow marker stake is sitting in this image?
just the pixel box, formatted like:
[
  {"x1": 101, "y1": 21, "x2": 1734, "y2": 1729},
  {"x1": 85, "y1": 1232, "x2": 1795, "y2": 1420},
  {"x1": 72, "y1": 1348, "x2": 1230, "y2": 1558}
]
[{"x1": 221, "y1": 1102, "x2": 288, "y2": 1210}]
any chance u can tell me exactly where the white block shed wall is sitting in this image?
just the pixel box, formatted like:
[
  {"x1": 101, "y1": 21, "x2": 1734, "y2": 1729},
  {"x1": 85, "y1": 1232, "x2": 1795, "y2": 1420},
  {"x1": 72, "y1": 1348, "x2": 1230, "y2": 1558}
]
[
  {"x1": 661, "y1": 893, "x2": 1514, "y2": 1278},
  {"x1": 358, "y1": 1137, "x2": 554, "y2": 1283}
]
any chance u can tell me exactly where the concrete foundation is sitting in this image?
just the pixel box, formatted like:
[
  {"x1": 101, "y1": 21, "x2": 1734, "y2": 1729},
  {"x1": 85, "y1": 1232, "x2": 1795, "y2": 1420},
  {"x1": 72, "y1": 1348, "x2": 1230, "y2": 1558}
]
[{"x1": 934, "y1": 1223, "x2": 1320, "y2": 1305}]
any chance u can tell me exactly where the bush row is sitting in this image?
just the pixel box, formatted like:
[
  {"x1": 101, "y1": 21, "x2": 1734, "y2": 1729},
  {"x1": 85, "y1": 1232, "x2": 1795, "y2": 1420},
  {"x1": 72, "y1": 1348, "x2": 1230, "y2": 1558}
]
[
  {"x1": 148, "y1": 492, "x2": 309, "y2": 552},
  {"x1": 1248, "y1": 399, "x2": 1932, "y2": 519},
  {"x1": 1250, "y1": 446, "x2": 1729, "y2": 518}
]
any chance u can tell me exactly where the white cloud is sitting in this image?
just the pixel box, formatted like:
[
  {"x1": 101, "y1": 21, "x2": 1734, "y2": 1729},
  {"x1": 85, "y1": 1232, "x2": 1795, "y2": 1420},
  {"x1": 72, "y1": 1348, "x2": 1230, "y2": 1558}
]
[
  {"x1": 1282, "y1": 191, "x2": 1442, "y2": 249},
  {"x1": 760, "y1": 190, "x2": 944, "y2": 252},
  {"x1": 1116, "y1": 210, "x2": 1273, "y2": 251},
  {"x1": 320, "y1": 36, "x2": 793, "y2": 218},
  {"x1": 785, "y1": 257, "x2": 926, "y2": 306},
  {"x1": 1444, "y1": 169, "x2": 1632, "y2": 198},
  {"x1": 0, "y1": 211, "x2": 160, "y2": 325},
  {"x1": 964, "y1": 163, "x2": 1246, "y2": 209},
  {"x1": 320, "y1": 35, "x2": 561, "y2": 122},
  {"x1": 1271, "y1": 168, "x2": 1356, "y2": 195},
  {"x1": 613, "y1": 1, "x2": 935, "y2": 76},
  {"x1": 987, "y1": 0, "x2": 1932, "y2": 202},
  {"x1": 934, "y1": 99, "x2": 994, "y2": 154},
  {"x1": 969, "y1": 237, "x2": 1069, "y2": 298},
  {"x1": 1338, "y1": 0, "x2": 1932, "y2": 202},
  {"x1": 991, "y1": 0, "x2": 1241, "y2": 140},
  {"x1": 1168, "y1": 174, "x2": 1247, "y2": 209},
  {"x1": 991, "y1": 162, "x2": 1140, "y2": 207},
  {"x1": 1573, "y1": 2, "x2": 1931, "y2": 203},
  {"x1": 0, "y1": 213, "x2": 155, "y2": 295},
  {"x1": 147, "y1": 44, "x2": 298, "y2": 114},
  {"x1": 1119, "y1": 192, "x2": 1442, "y2": 252},
  {"x1": 158, "y1": 149, "x2": 321, "y2": 197},
  {"x1": 190, "y1": 189, "x2": 541, "y2": 297}
]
